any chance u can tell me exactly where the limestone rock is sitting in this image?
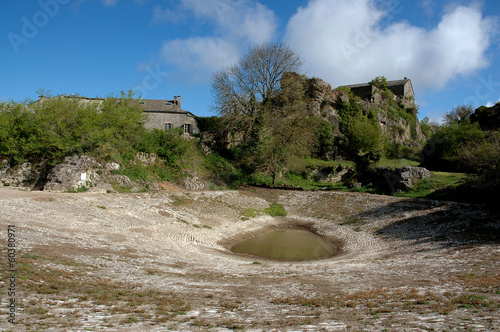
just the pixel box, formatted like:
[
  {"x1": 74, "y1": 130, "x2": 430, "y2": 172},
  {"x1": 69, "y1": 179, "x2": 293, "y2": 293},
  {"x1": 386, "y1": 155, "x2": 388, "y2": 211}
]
[
  {"x1": 376, "y1": 166, "x2": 431, "y2": 192},
  {"x1": 312, "y1": 165, "x2": 353, "y2": 183},
  {"x1": 44, "y1": 156, "x2": 104, "y2": 192},
  {"x1": 0, "y1": 160, "x2": 40, "y2": 189},
  {"x1": 183, "y1": 171, "x2": 205, "y2": 190}
]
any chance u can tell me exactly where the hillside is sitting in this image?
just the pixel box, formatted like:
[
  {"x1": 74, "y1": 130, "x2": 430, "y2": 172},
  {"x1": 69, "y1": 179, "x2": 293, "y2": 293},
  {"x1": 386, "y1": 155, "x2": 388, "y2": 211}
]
[{"x1": 289, "y1": 72, "x2": 425, "y2": 147}]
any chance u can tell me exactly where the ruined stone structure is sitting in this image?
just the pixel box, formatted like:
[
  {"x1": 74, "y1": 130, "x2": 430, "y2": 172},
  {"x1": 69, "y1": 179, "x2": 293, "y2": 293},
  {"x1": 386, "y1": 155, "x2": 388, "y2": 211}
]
[{"x1": 343, "y1": 78, "x2": 415, "y2": 108}]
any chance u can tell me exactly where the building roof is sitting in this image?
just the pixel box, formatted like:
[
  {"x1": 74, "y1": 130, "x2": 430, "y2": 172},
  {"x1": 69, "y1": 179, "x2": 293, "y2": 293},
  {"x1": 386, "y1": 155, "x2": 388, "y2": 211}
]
[
  {"x1": 36, "y1": 95, "x2": 194, "y2": 115},
  {"x1": 343, "y1": 78, "x2": 411, "y2": 89}
]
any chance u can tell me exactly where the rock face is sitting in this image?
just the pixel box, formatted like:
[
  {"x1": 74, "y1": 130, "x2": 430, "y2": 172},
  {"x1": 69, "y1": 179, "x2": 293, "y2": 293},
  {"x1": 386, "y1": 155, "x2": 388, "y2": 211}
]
[
  {"x1": 376, "y1": 166, "x2": 431, "y2": 192},
  {"x1": 44, "y1": 156, "x2": 113, "y2": 193},
  {"x1": 287, "y1": 73, "x2": 425, "y2": 146},
  {"x1": 182, "y1": 171, "x2": 205, "y2": 190},
  {"x1": 376, "y1": 110, "x2": 425, "y2": 144},
  {"x1": 311, "y1": 165, "x2": 353, "y2": 183},
  {"x1": 0, "y1": 160, "x2": 40, "y2": 189}
]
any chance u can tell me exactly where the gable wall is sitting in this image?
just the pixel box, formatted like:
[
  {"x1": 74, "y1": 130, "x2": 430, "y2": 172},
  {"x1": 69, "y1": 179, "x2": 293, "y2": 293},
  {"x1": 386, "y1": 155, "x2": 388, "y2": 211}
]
[{"x1": 143, "y1": 112, "x2": 198, "y2": 133}]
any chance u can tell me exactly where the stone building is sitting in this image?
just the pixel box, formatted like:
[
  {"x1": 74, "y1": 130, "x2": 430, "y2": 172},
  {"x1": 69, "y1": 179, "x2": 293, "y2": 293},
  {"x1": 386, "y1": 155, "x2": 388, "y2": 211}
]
[
  {"x1": 36, "y1": 95, "x2": 198, "y2": 134},
  {"x1": 343, "y1": 78, "x2": 415, "y2": 107},
  {"x1": 139, "y1": 96, "x2": 198, "y2": 134}
]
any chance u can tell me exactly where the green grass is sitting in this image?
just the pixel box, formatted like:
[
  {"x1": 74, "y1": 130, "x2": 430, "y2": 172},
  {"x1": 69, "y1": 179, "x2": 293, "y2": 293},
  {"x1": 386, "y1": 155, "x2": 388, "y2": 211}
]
[
  {"x1": 264, "y1": 203, "x2": 287, "y2": 217},
  {"x1": 302, "y1": 158, "x2": 354, "y2": 168},
  {"x1": 242, "y1": 208, "x2": 258, "y2": 218},
  {"x1": 394, "y1": 171, "x2": 467, "y2": 198},
  {"x1": 376, "y1": 158, "x2": 420, "y2": 167}
]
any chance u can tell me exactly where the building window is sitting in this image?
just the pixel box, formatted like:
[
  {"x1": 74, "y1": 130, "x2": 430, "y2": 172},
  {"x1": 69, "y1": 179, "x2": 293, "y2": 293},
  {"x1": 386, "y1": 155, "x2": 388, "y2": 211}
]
[
  {"x1": 164, "y1": 102, "x2": 172, "y2": 106},
  {"x1": 139, "y1": 101, "x2": 145, "y2": 105},
  {"x1": 183, "y1": 124, "x2": 191, "y2": 134},
  {"x1": 165, "y1": 122, "x2": 172, "y2": 130}
]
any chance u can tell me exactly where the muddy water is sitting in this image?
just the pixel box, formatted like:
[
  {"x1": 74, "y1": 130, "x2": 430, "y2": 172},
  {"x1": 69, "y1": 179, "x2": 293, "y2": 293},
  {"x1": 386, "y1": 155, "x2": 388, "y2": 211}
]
[{"x1": 231, "y1": 228, "x2": 337, "y2": 260}]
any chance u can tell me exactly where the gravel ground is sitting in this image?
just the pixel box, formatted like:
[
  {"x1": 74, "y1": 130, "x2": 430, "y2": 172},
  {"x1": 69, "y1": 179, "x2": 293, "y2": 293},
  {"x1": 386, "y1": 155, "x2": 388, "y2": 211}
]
[{"x1": 0, "y1": 186, "x2": 498, "y2": 331}]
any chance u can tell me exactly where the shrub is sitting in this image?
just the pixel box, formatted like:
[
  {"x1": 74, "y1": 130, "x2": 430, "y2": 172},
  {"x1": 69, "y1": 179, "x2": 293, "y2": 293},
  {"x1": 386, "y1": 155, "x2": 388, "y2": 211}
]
[
  {"x1": 420, "y1": 122, "x2": 485, "y2": 172},
  {"x1": 264, "y1": 203, "x2": 287, "y2": 216},
  {"x1": 369, "y1": 76, "x2": 388, "y2": 90}
]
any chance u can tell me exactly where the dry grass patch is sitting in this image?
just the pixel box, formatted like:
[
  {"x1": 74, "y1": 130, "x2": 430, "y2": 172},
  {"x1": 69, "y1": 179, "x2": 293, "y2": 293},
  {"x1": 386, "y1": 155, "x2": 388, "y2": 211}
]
[
  {"x1": 15, "y1": 253, "x2": 191, "y2": 329},
  {"x1": 272, "y1": 287, "x2": 496, "y2": 315}
]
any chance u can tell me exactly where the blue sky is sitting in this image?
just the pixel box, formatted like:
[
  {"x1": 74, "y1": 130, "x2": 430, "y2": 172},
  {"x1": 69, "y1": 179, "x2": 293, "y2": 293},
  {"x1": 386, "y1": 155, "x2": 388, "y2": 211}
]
[{"x1": 1, "y1": 0, "x2": 499, "y2": 122}]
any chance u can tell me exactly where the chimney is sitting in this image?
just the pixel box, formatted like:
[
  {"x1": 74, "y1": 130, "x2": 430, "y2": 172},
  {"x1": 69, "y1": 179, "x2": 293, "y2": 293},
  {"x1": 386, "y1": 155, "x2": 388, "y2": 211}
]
[{"x1": 177, "y1": 95, "x2": 181, "y2": 108}]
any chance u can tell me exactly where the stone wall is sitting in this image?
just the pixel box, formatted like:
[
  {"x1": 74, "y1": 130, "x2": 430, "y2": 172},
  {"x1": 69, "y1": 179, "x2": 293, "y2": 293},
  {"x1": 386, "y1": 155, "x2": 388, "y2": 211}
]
[{"x1": 143, "y1": 112, "x2": 198, "y2": 133}]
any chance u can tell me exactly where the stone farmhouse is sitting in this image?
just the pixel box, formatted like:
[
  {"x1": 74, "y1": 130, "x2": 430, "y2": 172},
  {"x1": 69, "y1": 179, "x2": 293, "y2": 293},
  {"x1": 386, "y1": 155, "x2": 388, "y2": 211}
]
[
  {"x1": 138, "y1": 96, "x2": 197, "y2": 134},
  {"x1": 343, "y1": 78, "x2": 415, "y2": 107},
  {"x1": 36, "y1": 95, "x2": 198, "y2": 134}
]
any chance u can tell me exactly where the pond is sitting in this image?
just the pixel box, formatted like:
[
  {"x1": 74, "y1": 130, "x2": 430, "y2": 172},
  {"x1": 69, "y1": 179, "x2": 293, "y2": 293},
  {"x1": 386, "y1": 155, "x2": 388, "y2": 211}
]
[{"x1": 230, "y1": 228, "x2": 338, "y2": 261}]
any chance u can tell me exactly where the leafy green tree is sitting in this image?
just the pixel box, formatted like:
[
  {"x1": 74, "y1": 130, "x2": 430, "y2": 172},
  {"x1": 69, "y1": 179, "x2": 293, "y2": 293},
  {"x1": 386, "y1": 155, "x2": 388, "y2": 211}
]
[
  {"x1": 420, "y1": 122, "x2": 485, "y2": 171},
  {"x1": 419, "y1": 116, "x2": 435, "y2": 140},
  {"x1": 470, "y1": 105, "x2": 500, "y2": 130},
  {"x1": 313, "y1": 120, "x2": 335, "y2": 159},
  {"x1": 137, "y1": 128, "x2": 189, "y2": 167},
  {"x1": 345, "y1": 116, "x2": 383, "y2": 174},
  {"x1": 369, "y1": 76, "x2": 388, "y2": 90},
  {"x1": 443, "y1": 105, "x2": 474, "y2": 125},
  {"x1": 0, "y1": 92, "x2": 146, "y2": 166}
]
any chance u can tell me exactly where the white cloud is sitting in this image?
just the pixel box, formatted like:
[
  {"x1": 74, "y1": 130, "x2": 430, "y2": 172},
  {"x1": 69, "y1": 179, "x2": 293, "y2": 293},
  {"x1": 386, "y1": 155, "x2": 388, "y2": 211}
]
[
  {"x1": 153, "y1": 0, "x2": 277, "y2": 84},
  {"x1": 285, "y1": 0, "x2": 496, "y2": 90},
  {"x1": 159, "y1": 37, "x2": 240, "y2": 84},
  {"x1": 157, "y1": 0, "x2": 277, "y2": 44}
]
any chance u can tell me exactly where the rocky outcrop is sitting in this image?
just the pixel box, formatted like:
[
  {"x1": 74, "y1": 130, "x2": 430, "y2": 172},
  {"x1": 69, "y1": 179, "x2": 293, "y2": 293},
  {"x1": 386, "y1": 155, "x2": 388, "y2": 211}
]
[
  {"x1": 377, "y1": 110, "x2": 425, "y2": 144},
  {"x1": 0, "y1": 160, "x2": 41, "y2": 189},
  {"x1": 375, "y1": 166, "x2": 431, "y2": 192},
  {"x1": 311, "y1": 164, "x2": 353, "y2": 183},
  {"x1": 182, "y1": 171, "x2": 206, "y2": 190},
  {"x1": 44, "y1": 156, "x2": 117, "y2": 193},
  {"x1": 292, "y1": 73, "x2": 425, "y2": 146}
]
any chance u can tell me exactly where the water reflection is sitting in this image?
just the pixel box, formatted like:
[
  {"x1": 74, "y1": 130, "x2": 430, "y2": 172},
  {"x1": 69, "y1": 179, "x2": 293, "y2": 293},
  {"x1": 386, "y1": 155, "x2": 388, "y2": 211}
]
[{"x1": 231, "y1": 228, "x2": 337, "y2": 260}]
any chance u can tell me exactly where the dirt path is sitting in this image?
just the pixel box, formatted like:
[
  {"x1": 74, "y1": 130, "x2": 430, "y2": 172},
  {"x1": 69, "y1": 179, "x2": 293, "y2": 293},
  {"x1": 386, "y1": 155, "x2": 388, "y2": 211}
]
[{"x1": 0, "y1": 187, "x2": 498, "y2": 331}]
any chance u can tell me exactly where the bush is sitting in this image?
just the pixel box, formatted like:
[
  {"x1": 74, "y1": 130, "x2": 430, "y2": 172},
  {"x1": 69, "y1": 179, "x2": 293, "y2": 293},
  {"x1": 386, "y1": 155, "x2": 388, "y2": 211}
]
[
  {"x1": 420, "y1": 122, "x2": 485, "y2": 172},
  {"x1": 136, "y1": 128, "x2": 189, "y2": 167},
  {"x1": 369, "y1": 76, "x2": 388, "y2": 90},
  {"x1": 0, "y1": 93, "x2": 145, "y2": 166},
  {"x1": 264, "y1": 203, "x2": 287, "y2": 216}
]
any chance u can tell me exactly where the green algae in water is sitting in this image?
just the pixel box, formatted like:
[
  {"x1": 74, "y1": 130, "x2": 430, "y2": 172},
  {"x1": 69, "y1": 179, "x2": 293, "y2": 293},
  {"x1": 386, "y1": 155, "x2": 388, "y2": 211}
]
[{"x1": 231, "y1": 228, "x2": 337, "y2": 260}]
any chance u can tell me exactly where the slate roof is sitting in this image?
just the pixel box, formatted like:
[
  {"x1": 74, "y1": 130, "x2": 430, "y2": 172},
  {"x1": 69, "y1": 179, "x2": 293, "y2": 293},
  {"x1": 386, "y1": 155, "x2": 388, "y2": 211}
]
[{"x1": 343, "y1": 78, "x2": 411, "y2": 89}]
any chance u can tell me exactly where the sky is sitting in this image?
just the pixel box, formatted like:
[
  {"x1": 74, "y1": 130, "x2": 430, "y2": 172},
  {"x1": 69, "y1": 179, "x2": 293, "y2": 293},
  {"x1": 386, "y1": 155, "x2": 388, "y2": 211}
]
[{"x1": 1, "y1": 0, "x2": 499, "y2": 122}]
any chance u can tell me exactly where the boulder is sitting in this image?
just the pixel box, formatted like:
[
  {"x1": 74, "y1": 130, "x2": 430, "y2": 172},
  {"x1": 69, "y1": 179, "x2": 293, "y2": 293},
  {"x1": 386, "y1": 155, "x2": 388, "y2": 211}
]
[{"x1": 376, "y1": 166, "x2": 431, "y2": 192}]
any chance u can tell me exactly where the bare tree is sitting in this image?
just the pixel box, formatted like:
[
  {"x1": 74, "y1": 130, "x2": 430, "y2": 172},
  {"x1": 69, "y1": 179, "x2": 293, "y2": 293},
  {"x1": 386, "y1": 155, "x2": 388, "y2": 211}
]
[
  {"x1": 443, "y1": 105, "x2": 474, "y2": 125},
  {"x1": 210, "y1": 42, "x2": 303, "y2": 121}
]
